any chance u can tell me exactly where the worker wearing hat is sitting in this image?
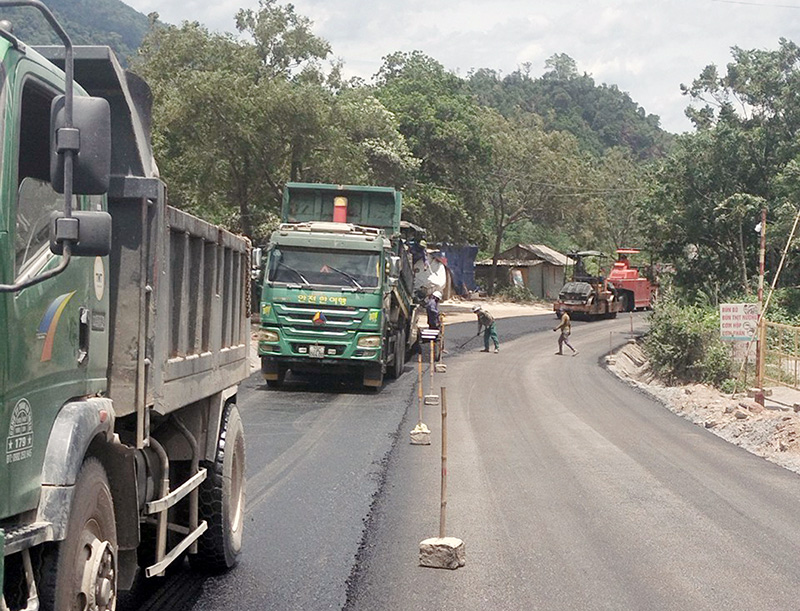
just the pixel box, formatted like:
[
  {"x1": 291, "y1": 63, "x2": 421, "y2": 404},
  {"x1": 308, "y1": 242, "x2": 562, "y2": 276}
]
[
  {"x1": 473, "y1": 304, "x2": 499, "y2": 353},
  {"x1": 426, "y1": 290, "x2": 442, "y2": 330}
]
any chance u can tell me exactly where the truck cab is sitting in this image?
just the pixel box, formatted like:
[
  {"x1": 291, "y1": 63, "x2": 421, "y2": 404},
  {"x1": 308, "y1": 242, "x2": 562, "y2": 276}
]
[{"x1": 0, "y1": 34, "x2": 111, "y2": 528}]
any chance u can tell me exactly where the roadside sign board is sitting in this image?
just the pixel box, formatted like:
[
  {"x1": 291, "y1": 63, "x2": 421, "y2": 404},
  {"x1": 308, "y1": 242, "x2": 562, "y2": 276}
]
[{"x1": 720, "y1": 303, "x2": 759, "y2": 341}]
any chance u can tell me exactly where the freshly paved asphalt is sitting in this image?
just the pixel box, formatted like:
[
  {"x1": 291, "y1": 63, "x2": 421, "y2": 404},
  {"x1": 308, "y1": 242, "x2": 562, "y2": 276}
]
[{"x1": 124, "y1": 311, "x2": 800, "y2": 610}]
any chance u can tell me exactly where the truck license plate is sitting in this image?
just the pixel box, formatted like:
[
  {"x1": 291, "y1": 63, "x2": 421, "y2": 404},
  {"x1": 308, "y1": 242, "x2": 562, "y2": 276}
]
[{"x1": 309, "y1": 344, "x2": 324, "y2": 358}]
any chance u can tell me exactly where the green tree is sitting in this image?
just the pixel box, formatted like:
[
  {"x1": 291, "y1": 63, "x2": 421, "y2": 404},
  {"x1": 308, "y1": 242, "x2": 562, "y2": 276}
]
[
  {"x1": 582, "y1": 148, "x2": 654, "y2": 252},
  {"x1": 374, "y1": 51, "x2": 489, "y2": 242},
  {"x1": 466, "y1": 55, "x2": 673, "y2": 160},
  {"x1": 646, "y1": 39, "x2": 800, "y2": 300},
  {"x1": 476, "y1": 109, "x2": 588, "y2": 293},
  {"x1": 133, "y1": 3, "x2": 416, "y2": 242}
]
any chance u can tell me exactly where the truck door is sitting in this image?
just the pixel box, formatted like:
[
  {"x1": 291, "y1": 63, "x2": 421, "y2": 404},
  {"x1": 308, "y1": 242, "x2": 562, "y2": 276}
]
[{"x1": 1, "y1": 59, "x2": 107, "y2": 518}]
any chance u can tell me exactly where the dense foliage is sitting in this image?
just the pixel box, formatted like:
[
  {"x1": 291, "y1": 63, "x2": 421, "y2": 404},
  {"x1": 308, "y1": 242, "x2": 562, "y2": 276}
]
[
  {"x1": 644, "y1": 296, "x2": 733, "y2": 387},
  {"x1": 18, "y1": 0, "x2": 800, "y2": 310},
  {"x1": 467, "y1": 54, "x2": 673, "y2": 160},
  {"x1": 641, "y1": 39, "x2": 800, "y2": 303}
]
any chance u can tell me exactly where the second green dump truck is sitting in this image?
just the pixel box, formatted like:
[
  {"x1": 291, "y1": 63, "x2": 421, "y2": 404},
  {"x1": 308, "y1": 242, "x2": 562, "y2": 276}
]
[{"x1": 258, "y1": 183, "x2": 420, "y2": 388}]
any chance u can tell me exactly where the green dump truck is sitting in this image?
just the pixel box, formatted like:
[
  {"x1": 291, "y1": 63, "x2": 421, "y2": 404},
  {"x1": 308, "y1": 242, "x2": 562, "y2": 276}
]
[
  {"x1": 258, "y1": 183, "x2": 421, "y2": 388},
  {"x1": 0, "y1": 3, "x2": 250, "y2": 609}
]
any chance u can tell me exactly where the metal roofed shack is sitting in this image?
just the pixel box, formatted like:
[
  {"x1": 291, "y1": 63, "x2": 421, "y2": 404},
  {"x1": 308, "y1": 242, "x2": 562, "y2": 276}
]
[{"x1": 476, "y1": 244, "x2": 572, "y2": 299}]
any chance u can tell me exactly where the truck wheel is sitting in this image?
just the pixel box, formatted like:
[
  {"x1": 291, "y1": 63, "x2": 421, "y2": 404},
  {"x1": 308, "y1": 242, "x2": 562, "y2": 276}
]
[
  {"x1": 389, "y1": 328, "x2": 406, "y2": 379},
  {"x1": 190, "y1": 402, "x2": 246, "y2": 573},
  {"x1": 39, "y1": 457, "x2": 118, "y2": 611}
]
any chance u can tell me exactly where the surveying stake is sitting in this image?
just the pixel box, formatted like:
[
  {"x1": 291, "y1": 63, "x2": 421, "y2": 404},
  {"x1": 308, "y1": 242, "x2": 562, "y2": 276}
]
[
  {"x1": 421, "y1": 328, "x2": 440, "y2": 406},
  {"x1": 419, "y1": 386, "x2": 465, "y2": 569},
  {"x1": 410, "y1": 337, "x2": 431, "y2": 445}
]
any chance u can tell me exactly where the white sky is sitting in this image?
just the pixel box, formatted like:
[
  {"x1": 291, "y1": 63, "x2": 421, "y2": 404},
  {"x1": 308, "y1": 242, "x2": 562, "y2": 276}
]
[{"x1": 122, "y1": 0, "x2": 800, "y2": 134}]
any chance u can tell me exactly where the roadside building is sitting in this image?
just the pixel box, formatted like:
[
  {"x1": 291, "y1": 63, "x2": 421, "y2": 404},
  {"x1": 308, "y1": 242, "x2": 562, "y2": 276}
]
[{"x1": 476, "y1": 244, "x2": 572, "y2": 299}]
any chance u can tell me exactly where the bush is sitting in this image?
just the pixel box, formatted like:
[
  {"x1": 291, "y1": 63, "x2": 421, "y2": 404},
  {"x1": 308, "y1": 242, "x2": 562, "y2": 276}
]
[
  {"x1": 497, "y1": 284, "x2": 536, "y2": 303},
  {"x1": 644, "y1": 295, "x2": 732, "y2": 386}
]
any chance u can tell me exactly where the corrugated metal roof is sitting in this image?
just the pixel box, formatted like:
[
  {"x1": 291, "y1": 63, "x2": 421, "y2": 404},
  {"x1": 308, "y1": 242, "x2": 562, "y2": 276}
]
[
  {"x1": 477, "y1": 244, "x2": 573, "y2": 267},
  {"x1": 519, "y1": 244, "x2": 572, "y2": 266},
  {"x1": 476, "y1": 259, "x2": 544, "y2": 267}
]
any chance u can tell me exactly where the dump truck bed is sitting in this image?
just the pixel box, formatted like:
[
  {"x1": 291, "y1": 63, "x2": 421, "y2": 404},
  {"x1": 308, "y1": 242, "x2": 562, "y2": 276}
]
[{"x1": 37, "y1": 45, "x2": 250, "y2": 416}]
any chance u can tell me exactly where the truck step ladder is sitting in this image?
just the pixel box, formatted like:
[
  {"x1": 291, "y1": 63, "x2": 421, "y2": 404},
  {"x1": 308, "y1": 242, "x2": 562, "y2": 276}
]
[{"x1": 143, "y1": 467, "x2": 208, "y2": 577}]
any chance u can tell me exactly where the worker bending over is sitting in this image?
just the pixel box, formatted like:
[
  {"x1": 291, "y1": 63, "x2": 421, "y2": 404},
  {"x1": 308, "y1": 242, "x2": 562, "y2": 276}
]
[{"x1": 473, "y1": 305, "x2": 499, "y2": 353}]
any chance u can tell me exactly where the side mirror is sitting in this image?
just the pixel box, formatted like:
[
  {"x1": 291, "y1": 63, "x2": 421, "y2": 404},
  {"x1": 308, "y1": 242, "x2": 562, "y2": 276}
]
[
  {"x1": 388, "y1": 255, "x2": 401, "y2": 278},
  {"x1": 252, "y1": 247, "x2": 263, "y2": 270},
  {"x1": 50, "y1": 210, "x2": 112, "y2": 256},
  {"x1": 50, "y1": 95, "x2": 111, "y2": 195}
]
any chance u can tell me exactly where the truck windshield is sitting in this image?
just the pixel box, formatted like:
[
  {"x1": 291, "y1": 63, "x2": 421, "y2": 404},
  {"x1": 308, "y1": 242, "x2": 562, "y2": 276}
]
[{"x1": 267, "y1": 247, "x2": 380, "y2": 290}]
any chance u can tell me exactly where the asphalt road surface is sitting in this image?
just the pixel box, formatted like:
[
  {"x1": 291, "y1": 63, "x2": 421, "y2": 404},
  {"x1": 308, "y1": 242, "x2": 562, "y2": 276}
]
[{"x1": 123, "y1": 311, "x2": 800, "y2": 610}]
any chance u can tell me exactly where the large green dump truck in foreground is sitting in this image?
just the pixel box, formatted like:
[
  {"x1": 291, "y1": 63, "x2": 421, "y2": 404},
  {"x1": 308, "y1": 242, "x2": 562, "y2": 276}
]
[
  {"x1": 0, "y1": 3, "x2": 250, "y2": 609},
  {"x1": 259, "y1": 183, "x2": 421, "y2": 388}
]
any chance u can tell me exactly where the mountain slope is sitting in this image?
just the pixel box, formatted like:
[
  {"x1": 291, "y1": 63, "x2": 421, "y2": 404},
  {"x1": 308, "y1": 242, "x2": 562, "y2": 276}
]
[{"x1": 0, "y1": 0, "x2": 150, "y2": 63}]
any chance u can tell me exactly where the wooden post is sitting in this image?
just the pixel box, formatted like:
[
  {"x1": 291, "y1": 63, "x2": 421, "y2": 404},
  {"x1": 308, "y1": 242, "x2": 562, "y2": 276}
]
[
  {"x1": 440, "y1": 386, "x2": 448, "y2": 539},
  {"x1": 429, "y1": 338, "x2": 435, "y2": 391},
  {"x1": 418, "y1": 384, "x2": 464, "y2": 569},
  {"x1": 418, "y1": 349, "x2": 424, "y2": 424}
]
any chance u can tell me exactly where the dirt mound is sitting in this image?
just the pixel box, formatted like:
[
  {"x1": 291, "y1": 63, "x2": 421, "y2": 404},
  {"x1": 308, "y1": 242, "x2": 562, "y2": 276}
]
[{"x1": 609, "y1": 340, "x2": 800, "y2": 474}]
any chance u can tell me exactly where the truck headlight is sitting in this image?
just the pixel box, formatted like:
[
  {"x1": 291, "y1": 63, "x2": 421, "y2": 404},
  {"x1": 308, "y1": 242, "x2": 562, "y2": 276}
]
[
  {"x1": 260, "y1": 329, "x2": 279, "y2": 342},
  {"x1": 357, "y1": 335, "x2": 381, "y2": 348}
]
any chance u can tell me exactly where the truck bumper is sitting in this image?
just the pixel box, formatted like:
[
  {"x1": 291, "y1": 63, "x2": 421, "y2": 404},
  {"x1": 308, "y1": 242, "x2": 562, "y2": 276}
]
[{"x1": 261, "y1": 355, "x2": 383, "y2": 378}]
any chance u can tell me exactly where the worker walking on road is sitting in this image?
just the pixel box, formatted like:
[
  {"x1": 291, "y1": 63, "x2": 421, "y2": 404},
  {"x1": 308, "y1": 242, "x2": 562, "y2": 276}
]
[
  {"x1": 554, "y1": 308, "x2": 578, "y2": 356},
  {"x1": 473, "y1": 305, "x2": 499, "y2": 353}
]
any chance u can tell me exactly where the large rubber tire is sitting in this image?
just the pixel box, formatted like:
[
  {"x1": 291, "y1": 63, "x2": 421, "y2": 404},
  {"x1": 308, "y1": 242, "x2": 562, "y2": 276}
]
[
  {"x1": 190, "y1": 403, "x2": 246, "y2": 573},
  {"x1": 39, "y1": 457, "x2": 118, "y2": 611},
  {"x1": 388, "y1": 328, "x2": 406, "y2": 379}
]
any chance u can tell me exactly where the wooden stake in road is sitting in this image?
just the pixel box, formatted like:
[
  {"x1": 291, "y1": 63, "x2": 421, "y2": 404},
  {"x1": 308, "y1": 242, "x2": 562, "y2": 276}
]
[
  {"x1": 419, "y1": 386, "x2": 465, "y2": 569},
  {"x1": 439, "y1": 386, "x2": 449, "y2": 539},
  {"x1": 410, "y1": 347, "x2": 430, "y2": 445},
  {"x1": 423, "y1": 329, "x2": 440, "y2": 406}
]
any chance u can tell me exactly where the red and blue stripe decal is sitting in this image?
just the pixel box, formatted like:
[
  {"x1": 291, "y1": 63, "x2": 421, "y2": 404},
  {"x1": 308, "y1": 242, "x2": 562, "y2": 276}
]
[{"x1": 38, "y1": 291, "x2": 76, "y2": 362}]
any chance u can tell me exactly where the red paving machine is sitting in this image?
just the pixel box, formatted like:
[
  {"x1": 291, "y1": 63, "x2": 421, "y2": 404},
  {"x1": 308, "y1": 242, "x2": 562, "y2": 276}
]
[{"x1": 606, "y1": 248, "x2": 657, "y2": 311}]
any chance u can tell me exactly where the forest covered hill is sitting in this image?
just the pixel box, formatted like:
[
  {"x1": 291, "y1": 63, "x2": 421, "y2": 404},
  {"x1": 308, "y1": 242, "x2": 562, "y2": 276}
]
[
  {"x1": 0, "y1": 0, "x2": 672, "y2": 158},
  {"x1": 0, "y1": 0, "x2": 150, "y2": 63}
]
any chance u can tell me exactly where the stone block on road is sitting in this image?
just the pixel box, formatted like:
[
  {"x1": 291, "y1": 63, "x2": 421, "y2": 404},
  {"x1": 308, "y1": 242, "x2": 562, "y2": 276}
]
[
  {"x1": 410, "y1": 422, "x2": 431, "y2": 445},
  {"x1": 419, "y1": 537, "x2": 466, "y2": 569}
]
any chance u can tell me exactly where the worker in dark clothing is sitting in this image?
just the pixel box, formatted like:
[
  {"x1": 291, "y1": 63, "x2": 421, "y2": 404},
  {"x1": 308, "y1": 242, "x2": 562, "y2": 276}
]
[
  {"x1": 473, "y1": 304, "x2": 499, "y2": 353},
  {"x1": 553, "y1": 308, "x2": 578, "y2": 356},
  {"x1": 426, "y1": 290, "x2": 442, "y2": 329}
]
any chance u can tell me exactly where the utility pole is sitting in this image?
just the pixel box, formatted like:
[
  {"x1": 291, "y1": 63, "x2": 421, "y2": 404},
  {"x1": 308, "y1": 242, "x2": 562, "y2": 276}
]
[{"x1": 755, "y1": 208, "x2": 767, "y2": 406}]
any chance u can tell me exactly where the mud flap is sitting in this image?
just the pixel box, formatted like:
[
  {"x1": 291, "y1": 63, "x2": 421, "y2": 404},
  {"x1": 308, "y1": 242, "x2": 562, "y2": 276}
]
[
  {"x1": 363, "y1": 363, "x2": 384, "y2": 388},
  {"x1": 261, "y1": 357, "x2": 281, "y2": 381}
]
